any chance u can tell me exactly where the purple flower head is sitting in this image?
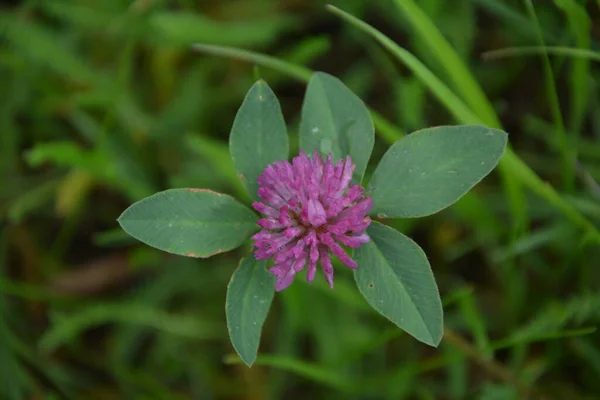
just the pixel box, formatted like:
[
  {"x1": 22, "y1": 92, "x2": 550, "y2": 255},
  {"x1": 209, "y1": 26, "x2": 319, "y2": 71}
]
[{"x1": 251, "y1": 151, "x2": 373, "y2": 291}]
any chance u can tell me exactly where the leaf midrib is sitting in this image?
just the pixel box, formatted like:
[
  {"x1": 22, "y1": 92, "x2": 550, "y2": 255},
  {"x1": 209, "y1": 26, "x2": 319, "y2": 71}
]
[
  {"x1": 313, "y1": 76, "x2": 340, "y2": 153},
  {"x1": 227, "y1": 258, "x2": 270, "y2": 366},
  {"x1": 370, "y1": 240, "x2": 435, "y2": 344},
  {"x1": 120, "y1": 218, "x2": 255, "y2": 225},
  {"x1": 239, "y1": 260, "x2": 261, "y2": 362}
]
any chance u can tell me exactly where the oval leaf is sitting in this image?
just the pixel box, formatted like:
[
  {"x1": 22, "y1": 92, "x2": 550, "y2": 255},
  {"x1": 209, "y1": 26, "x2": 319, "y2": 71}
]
[
  {"x1": 230, "y1": 80, "x2": 289, "y2": 200},
  {"x1": 353, "y1": 221, "x2": 443, "y2": 347},
  {"x1": 226, "y1": 256, "x2": 275, "y2": 367},
  {"x1": 368, "y1": 125, "x2": 507, "y2": 218},
  {"x1": 299, "y1": 72, "x2": 374, "y2": 183},
  {"x1": 118, "y1": 189, "x2": 257, "y2": 257}
]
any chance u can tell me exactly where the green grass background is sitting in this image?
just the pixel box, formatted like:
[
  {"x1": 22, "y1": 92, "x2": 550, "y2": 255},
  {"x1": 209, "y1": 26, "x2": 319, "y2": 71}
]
[{"x1": 1, "y1": 0, "x2": 600, "y2": 399}]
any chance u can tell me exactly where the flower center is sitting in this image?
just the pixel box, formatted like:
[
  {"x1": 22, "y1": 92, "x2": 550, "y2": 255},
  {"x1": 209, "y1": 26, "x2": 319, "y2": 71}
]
[{"x1": 290, "y1": 208, "x2": 329, "y2": 236}]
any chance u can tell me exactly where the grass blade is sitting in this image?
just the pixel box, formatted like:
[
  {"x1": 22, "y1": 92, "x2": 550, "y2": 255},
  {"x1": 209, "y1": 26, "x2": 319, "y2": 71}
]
[
  {"x1": 192, "y1": 43, "x2": 312, "y2": 81},
  {"x1": 554, "y1": 0, "x2": 592, "y2": 133},
  {"x1": 392, "y1": 0, "x2": 500, "y2": 128},
  {"x1": 489, "y1": 327, "x2": 596, "y2": 351},
  {"x1": 523, "y1": 0, "x2": 572, "y2": 191},
  {"x1": 474, "y1": 0, "x2": 559, "y2": 43},
  {"x1": 224, "y1": 353, "x2": 355, "y2": 391},
  {"x1": 459, "y1": 293, "x2": 491, "y2": 357},
  {"x1": 40, "y1": 303, "x2": 221, "y2": 352},
  {"x1": 482, "y1": 46, "x2": 600, "y2": 62}
]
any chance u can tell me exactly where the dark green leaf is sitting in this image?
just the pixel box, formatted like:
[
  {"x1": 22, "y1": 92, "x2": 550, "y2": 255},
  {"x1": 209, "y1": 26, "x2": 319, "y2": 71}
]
[
  {"x1": 369, "y1": 125, "x2": 507, "y2": 218},
  {"x1": 226, "y1": 256, "x2": 275, "y2": 367},
  {"x1": 354, "y1": 221, "x2": 443, "y2": 346},
  {"x1": 299, "y1": 72, "x2": 374, "y2": 182},
  {"x1": 118, "y1": 189, "x2": 257, "y2": 257},
  {"x1": 230, "y1": 80, "x2": 289, "y2": 200}
]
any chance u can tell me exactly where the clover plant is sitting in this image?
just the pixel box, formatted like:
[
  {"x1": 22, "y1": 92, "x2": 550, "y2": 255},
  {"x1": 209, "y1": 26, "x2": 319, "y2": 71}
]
[{"x1": 118, "y1": 72, "x2": 507, "y2": 366}]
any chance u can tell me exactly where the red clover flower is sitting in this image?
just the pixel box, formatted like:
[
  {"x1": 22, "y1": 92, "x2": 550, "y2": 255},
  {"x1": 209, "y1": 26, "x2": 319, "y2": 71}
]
[{"x1": 251, "y1": 151, "x2": 373, "y2": 291}]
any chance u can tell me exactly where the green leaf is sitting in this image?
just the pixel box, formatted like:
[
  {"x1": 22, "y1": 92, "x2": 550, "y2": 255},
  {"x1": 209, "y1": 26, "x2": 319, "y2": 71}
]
[
  {"x1": 230, "y1": 80, "x2": 289, "y2": 200},
  {"x1": 353, "y1": 221, "x2": 443, "y2": 347},
  {"x1": 299, "y1": 72, "x2": 374, "y2": 183},
  {"x1": 226, "y1": 256, "x2": 275, "y2": 367},
  {"x1": 369, "y1": 125, "x2": 507, "y2": 218},
  {"x1": 118, "y1": 189, "x2": 257, "y2": 257}
]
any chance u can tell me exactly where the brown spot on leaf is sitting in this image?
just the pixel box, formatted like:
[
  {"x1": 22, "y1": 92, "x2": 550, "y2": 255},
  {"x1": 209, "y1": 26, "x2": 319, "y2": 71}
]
[
  {"x1": 368, "y1": 283, "x2": 374, "y2": 289},
  {"x1": 201, "y1": 248, "x2": 226, "y2": 258},
  {"x1": 186, "y1": 188, "x2": 223, "y2": 195}
]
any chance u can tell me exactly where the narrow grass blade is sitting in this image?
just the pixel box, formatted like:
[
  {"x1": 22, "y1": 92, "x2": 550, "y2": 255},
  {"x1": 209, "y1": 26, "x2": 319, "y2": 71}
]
[
  {"x1": 489, "y1": 327, "x2": 596, "y2": 351},
  {"x1": 458, "y1": 293, "x2": 491, "y2": 357},
  {"x1": 474, "y1": 0, "x2": 559, "y2": 43},
  {"x1": 224, "y1": 353, "x2": 356, "y2": 391},
  {"x1": 192, "y1": 43, "x2": 312, "y2": 81},
  {"x1": 392, "y1": 0, "x2": 500, "y2": 128},
  {"x1": 482, "y1": 46, "x2": 600, "y2": 62},
  {"x1": 523, "y1": 0, "x2": 572, "y2": 191},
  {"x1": 554, "y1": 0, "x2": 592, "y2": 133},
  {"x1": 39, "y1": 303, "x2": 222, "y2": 352}
]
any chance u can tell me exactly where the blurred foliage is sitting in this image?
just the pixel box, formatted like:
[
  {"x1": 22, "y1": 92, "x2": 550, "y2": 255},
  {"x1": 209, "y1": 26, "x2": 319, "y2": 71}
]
[{"x1": 1, "y1": 0, "x2": 600, "y2": 399}]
